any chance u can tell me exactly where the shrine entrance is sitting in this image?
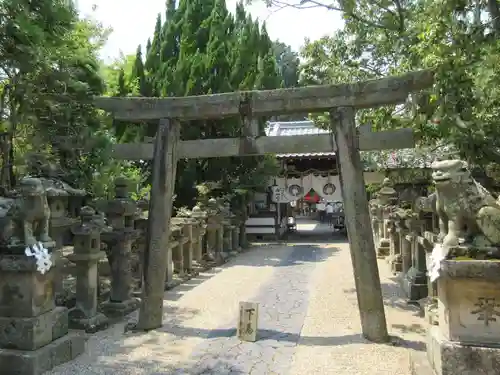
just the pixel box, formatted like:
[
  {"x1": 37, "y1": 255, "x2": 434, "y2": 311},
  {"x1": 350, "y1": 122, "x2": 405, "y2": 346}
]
[{"x1": 94, "y1": 69, "x2": 434, "y2": 343}]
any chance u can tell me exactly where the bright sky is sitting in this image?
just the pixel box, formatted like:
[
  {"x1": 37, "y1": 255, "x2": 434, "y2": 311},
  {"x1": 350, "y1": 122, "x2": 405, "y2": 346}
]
[{"x1": 76, "y1": 0, "x2": 343, "y2": 62}]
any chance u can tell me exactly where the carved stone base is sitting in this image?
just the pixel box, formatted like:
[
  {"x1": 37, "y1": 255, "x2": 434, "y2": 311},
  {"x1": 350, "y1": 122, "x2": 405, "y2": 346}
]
[
  {"x1": 229, "y1": 250, "x2": 239, "y2": 256},
  {"x1": 402, "y1": 267, "x2": 428, "y2": 301},
  {"x1": 100, "y1": 298, "x2": 140, "y2": 318},
  {"x1": 0, "y1": 306, "x2": 68, "y2": 350},
  {"x1": 0, "y1": 332, "x2": 86, "y2": 375},
  {"x1": 202, "y1": 252, "x2": 216, "y2": 262},
  {"x1": 165, "y1": 277, "x2": 184, "y2": 290},
  {"x1": 390, "y1": 255, "x2": 402, "y2": 274},
  {"x1": 410, "y1": 325, "x2": 500, "y2": 375},
  {"x1": 377, "y1": 239, "x2": 390, "y2": 258},
  {"x1": 69, "y1": 309, "x2": 109, "y2": 333},
  {"x1": 192, "y1": 261, "x2": 209, "y2": 272},
  {"x1": 217, "y1": 251, "x2": 229, "y2": 263}
]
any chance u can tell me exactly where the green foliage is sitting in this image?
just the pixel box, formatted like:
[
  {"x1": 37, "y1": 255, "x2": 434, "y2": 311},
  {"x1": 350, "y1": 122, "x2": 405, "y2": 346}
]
[
  {"x1": 106, "y1": 0, "x2": 291, "y2": 208},
  {"x1": 0, "y1": 0, "x2": 128, "y2": 197},
  {"x1": 253, "y1": 0, "x2": 500, "y2": 173}
]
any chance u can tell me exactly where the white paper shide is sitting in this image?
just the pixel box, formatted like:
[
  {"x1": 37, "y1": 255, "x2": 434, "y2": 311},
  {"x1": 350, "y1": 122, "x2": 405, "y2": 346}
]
[
  {"x1": 429, "y1": 243, "x2": 448, "y2": 282},
  {"x1": 25, "y1": 242, "x2": 52, "y2": 274}
]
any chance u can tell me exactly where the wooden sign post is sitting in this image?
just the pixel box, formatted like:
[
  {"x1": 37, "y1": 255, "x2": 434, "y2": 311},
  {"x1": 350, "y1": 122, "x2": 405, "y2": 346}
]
[
  {"x1": 237, "y1": 301, "x2": 259, "y2": 342},
  {"x1": 94, "y1": 70, "x2": 434, "y2": 341}
]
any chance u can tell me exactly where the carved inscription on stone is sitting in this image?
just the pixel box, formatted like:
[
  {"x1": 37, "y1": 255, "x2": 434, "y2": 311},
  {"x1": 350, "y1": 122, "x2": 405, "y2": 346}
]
[
  {"x1": 471, "y1": 297, "x2": 500, "y2": 327},
  {"x1": 237, "y1": 301, "x2": 259, "y2": 342}
]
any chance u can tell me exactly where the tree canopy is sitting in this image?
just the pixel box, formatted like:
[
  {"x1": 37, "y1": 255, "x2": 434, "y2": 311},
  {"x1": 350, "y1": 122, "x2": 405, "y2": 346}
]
[
  {"x1": 254, "y1": 0, "x2": 500, "y2": 171},
  {"x1": 0, "y1": 0, "x2": 299, "y2": 204},
  {"x1": 105, "y1": 0, "x2": 294, "y2": 208},
  {"x1": 4, "y1": 0, "x2": 499, "y2": 201}
]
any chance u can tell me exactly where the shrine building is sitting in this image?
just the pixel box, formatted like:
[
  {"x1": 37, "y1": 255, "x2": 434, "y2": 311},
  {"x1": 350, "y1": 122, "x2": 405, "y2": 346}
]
[{"x1": 245, "y1": 120, "x2": 388, "y2": 239}]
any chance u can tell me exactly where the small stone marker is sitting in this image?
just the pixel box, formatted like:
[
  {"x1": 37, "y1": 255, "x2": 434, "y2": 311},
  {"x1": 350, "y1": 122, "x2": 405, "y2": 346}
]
[{"x1": 237, "y1": 301, "x2": 259, "y2": 342}]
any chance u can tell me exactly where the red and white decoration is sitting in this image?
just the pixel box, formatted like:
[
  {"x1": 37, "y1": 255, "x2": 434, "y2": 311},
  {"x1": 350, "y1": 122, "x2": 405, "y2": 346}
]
[{"x1": 271, "y1": 173, "x2": 342, "y2": 203}]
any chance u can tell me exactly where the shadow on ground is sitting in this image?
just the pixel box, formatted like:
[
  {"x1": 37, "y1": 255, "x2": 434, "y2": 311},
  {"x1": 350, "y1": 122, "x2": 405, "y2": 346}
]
[{"x1": 51, "y1": 231, "x2": 424, "y2": 374}]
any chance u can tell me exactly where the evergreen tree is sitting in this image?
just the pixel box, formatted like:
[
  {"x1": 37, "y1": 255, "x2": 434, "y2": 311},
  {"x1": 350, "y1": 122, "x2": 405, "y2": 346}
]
[
  {"x1": 132, "y1": 45, "x2": 148, "y2": 95},
  {"x1": 145, "y1": 14, "x2": 162, "y2": 95},
  {"x1": 256, "y1": 24, "x2": 282, "y2": 90},
  {"x1": 272, "y1": 41, "x2": 299, "y2": 88},
  {"x1": 113, "y1": 0, "x2": 284, "y2": 207}
]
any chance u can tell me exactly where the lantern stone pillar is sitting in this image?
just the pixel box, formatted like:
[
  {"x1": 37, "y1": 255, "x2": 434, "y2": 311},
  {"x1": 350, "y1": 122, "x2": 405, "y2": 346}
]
[
  {"x1": 67, "y1": 206, "x2": 108, "y2": 332},
  {"x1": 100, "y1": 177, "x2": 140, "y2": 317},
  {"x1": 374, "y1": 178, "x2": 398, "y2": 258},
  {"x1": 191, "y1": 206, "x2": 207, "y2": 267}
]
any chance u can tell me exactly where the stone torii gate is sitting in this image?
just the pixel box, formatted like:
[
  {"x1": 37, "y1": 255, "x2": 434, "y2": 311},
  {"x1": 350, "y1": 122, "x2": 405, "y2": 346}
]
[{"x1": 94, "y1": 70, "x2": 434, "y2": 342}]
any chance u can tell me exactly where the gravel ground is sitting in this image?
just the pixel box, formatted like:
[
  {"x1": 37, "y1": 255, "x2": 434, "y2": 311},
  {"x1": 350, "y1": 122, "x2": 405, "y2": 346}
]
[{"x1": 48, "y1": 221, "x2": 426, "y2": 375}]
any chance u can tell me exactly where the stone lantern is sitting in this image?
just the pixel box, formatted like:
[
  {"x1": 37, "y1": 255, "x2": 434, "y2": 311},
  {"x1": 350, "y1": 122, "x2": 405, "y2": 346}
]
[
  {"x1": 205, "y1": 198, "x2": 224, "y2": 263},
  {"x1": 67, "y1": 206, "x2": 108, "y2": 332},
  {"x1": 100, "y1": 177, "x2": 140, "y2": 317},
  {"x1": 191, "y1": 205, "x2": 207, "y2": 266},
  {"x1": 374, "y1": 178, "x2": 398, "y2": 258}
]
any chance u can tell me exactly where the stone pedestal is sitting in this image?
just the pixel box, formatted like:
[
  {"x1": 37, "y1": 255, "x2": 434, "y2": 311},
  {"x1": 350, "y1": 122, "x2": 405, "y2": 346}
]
[
  {"x1": 377, "y1": 237, "x2": 390, "y2": 258},
  {"x1": 411, "y1": 260, "x2": 500, "y2": 375},
  {"x1": 47, "y1": 192, "x2": 75, "y2": 304},
  {"x1": 191, "y1": 224, "x2": 203, "y2": 264},
  {"x1": 239, "y1": 218, "x2": 248, "y2": 250},
  {"x1": 191, "y1": 206, "x2": 207, "y2": 266},
  {"x1": 68, "y1": 207, "x2": 108, "y2": 333},
  {"x1": 401, "y1": 231, "x2": 412, "y2": 274},
  {"x1": 182, "y1": 221, "x2": 194, "y2": 272},
  {"x1": 100, "y1": 231, "x2": 140, "y2": 317},
  {"x1": 132, "y1": 215, "x2": 148, "y2": 291},
  {"x1": 373, "y1": 178, "x2": 398, "y2": 258},
  {"x1": 205, "y1": 222, "x2": 221, "y2": 263},
  {"x1": 373, "y1": 221, "x2": 380, "y2": 246},
  {"x1": 231, "y1": 225, "x2": 240, "y2": 252},
  {"x1": 0, "y1": 249, "x2": 85, "y2": 375},
  {"x1": 402, "y1": 234, "x2": 429, "y2": 302},
  {"x1": 411, "y1": 326, "x2": 500, "y2": 375},
  {"x1": 387, "y1": 219, "x2": 402, "y2": 274},
  {"x1": 172, "y1": 218, "x2": 195, "y2": 275},
  {"x1": 170, "y1": 225, "x2": 183, "y2": 274},
  {"x1": 223, "y1": 221, "x2": 236, "y2": 256}
]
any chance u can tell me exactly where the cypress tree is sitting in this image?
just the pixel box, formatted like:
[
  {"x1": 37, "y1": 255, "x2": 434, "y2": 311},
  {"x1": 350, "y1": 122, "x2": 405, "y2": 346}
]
[
  {"x1": 256, "y1": 24, "x2": 282, "y2": 90},
  {"x1": 131, "y1": 45, "x2": 149, "y2": 96},
  {"x1": 156, "y1": 0, "x2": 181, "y2": 97},
  {"x1": 120, "y1": 0, "x2": 285, "y2": 207}
]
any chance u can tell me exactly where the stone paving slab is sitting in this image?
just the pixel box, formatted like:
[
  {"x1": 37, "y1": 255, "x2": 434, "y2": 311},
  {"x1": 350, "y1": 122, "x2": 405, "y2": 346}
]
[
  {"x1": 48, "y1": 244, "x2": 294, "y2": 375},
  {"x1": 178, "y1": 244, "x2": 330, "y2": 374},
  {"x1": 48, "y1": 235, "x2": 426, "y2": 375},
  {"x1": 289, "y1": 242, "x2": 425, "y2": 375}
]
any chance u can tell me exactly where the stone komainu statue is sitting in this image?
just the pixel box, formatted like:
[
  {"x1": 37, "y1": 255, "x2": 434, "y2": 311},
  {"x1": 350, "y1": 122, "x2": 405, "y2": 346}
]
[
  {"x1": 428, "y1": 158, "x2": 500, "y2": 249},
  {"x1": 0, "y1": 177, "x2": 52, "y2": 248}
]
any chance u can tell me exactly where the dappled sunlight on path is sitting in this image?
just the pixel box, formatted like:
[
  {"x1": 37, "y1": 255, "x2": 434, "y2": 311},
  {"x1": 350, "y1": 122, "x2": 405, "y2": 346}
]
[{"x1": 48, "y1": 222, "x2": 422, "y2": 375}]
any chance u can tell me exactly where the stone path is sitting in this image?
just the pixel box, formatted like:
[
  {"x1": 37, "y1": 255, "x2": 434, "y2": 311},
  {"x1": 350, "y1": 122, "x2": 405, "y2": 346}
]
[{"x1": 48, "y1": 220, "x2": 426, "y2": 375}]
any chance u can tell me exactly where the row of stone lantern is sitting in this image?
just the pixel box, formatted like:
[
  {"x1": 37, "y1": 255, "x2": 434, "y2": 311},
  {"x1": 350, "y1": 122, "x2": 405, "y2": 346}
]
[
  {"x1": 0, "y1": 169, "x2": 247, "y2": 374},
  {"x1": 64, "y1": 176, "x2": 244, "y2": 327},
  {"x1": 369, "y1": 177, "x2": 437, "y2": 303}
]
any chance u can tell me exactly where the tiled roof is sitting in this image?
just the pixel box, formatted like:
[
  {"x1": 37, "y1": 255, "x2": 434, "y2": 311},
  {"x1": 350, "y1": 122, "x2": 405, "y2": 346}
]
[
  {"x1": 266, "y1": 121, "x2": 335, "y2": 158},
  {"x1": 276, "y1": 152, "x2": 335, "y2": 158},
  {"x1": 266, "y1": 120, "x2": 330, "y2": 137}
]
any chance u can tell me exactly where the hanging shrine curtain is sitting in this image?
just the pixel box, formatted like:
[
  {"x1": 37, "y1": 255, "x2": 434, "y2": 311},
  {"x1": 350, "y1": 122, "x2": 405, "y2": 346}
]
[{"x1": 271, "y1": 173, "x2": 342, "y2": 203}]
